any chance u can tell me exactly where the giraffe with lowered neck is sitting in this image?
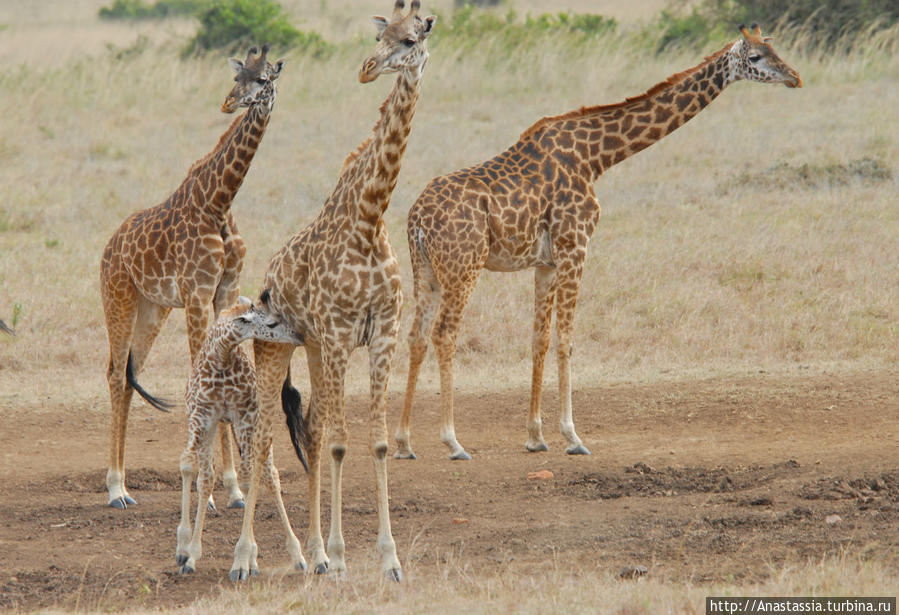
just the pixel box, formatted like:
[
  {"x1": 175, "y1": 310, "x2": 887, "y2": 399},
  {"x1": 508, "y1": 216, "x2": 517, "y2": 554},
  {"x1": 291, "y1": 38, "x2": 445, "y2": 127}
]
[
  {"x1": 396, "y1": 25, "x2": 802, "y2": 461},
  {"x1": 228, "y1": 0, "x2": 436, "y2": 583},
  {"x1": 100, "y1": 45, "x2": 284, "y2": 509}
]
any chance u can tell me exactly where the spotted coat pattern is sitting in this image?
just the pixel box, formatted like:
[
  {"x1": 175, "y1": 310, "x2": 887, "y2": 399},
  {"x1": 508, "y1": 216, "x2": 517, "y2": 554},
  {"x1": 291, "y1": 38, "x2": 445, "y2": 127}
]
[
  {"x1": 99, "y1": 46, "x2": 285, "y2": 509},
  {"x1": 175, "y1": 300, "x2": 304, "y2": 576},
  {"x1": 228, "y1": 1, "x2": 436, "y2": 583},
  {"x1": 395, "y1": 25, "x2": 802, "y2": 460}
]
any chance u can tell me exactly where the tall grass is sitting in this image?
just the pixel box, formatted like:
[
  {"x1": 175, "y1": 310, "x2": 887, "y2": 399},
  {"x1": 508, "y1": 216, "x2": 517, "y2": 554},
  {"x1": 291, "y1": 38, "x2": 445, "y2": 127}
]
[{"x1": 0, "y1": 4, "x2": 896, "y2": 403}]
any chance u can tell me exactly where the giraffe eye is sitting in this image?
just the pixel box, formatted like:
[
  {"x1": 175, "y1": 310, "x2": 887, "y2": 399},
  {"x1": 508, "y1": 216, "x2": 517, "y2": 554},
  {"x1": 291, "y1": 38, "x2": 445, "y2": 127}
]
[
  {"x1": 402, "y1": 38, "x2": 415, "y2": 47},
  {"x1": 255, "y1": 78, "x2": 267, "y2": 85},
  {"x1": 749, "y1": 55, "x2": 762, "y2": 63}
]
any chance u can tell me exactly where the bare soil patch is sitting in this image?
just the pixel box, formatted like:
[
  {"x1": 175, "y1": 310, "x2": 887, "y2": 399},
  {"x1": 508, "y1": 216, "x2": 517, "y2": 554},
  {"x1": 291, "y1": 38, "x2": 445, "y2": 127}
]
[{"x1": 1, "y1": 370, "x2": 897, "y2": 611}]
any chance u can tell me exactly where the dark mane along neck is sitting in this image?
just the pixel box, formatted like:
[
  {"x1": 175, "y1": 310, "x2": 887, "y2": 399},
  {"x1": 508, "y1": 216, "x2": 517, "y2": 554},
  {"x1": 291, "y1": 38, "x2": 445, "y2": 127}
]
[
  {"x1": 184, "y1": 104, "x2": 270, "y2": 220},
  {"x1": 520, "y1": 43, "x2": 732, "y2": 142},
  {"x1": 339, "y1": 70, "x2": 422, "y2": 236}
]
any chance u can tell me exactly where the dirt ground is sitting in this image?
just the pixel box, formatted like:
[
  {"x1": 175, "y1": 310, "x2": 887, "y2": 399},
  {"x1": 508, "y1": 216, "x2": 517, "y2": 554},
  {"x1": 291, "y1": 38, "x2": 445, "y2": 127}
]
[{"x1": 1, "y1": 369, "x2": 897, "y2": 611}]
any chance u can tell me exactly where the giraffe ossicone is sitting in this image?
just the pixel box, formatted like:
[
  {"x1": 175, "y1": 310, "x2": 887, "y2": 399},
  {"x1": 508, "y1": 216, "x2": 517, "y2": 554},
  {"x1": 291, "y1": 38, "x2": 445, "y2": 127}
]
[
  {"x1": 395, "y1": 24, "x2": 801, "y2": 461},
  {"x1": 100, "y1": 45, "x2": 284, "y2": 510},
  {"x1": 228, "y1": 1, "x2": 436, "y2": 584}
]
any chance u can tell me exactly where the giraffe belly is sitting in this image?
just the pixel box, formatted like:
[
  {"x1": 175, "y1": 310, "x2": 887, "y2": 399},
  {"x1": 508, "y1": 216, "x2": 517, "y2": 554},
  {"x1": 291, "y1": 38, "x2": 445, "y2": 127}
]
[{"x1": 484, "y1": 230, "x2": 553, "y2": 272}]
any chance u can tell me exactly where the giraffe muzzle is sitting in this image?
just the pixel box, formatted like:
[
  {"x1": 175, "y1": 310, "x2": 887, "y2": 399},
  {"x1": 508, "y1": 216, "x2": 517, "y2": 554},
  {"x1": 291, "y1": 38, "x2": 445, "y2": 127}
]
[{"x1": 359, "y1": 58, "x2": 380, "y2": 83}]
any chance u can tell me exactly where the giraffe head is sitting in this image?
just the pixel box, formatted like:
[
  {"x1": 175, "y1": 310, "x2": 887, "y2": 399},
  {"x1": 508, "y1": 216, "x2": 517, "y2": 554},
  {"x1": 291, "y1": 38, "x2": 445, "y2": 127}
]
[
  {"x1": 359, "y1": 0, "x2": 436, "y2": 83},
  {"x1": 221, "y1": 44, "x2": 285, "y2": 113},
  {"x1": 221, "y1": 297, "x2": 303, "y2": 346},
  {"x1": 728, "y1": 24, "x2": 802, "y2": 88}
]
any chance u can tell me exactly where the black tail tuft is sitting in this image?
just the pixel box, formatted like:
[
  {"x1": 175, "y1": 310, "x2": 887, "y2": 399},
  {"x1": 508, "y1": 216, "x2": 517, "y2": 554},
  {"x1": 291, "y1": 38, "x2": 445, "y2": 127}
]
[
  {"x1": 126, "y1": 352, "x2": 173, "y2": 412},
  {"x1": 0, "y1": 319, "x2": 13, "y2": 335},
  {"x1": 281, "y1": 369, "x2": 309, "y2": 473}
]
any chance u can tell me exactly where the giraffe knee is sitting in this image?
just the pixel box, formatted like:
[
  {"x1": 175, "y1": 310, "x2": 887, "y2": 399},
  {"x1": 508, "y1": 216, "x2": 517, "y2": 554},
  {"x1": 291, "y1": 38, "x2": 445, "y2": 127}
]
[
  {"x1": 330, "y1": 444, "x2": 346, "y2": 463},
  {"x1": 373, "y1": 443, "x2": 388, "y2": 460}
]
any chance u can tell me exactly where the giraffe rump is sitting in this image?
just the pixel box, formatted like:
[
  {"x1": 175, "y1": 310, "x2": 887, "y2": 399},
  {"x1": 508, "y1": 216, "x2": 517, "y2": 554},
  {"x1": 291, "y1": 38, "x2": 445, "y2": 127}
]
[
  {"x1": 125, "y1": 352, "x2": 173, "y2": 412},
  {"x1": 281, "y1": 369, "x2": 309, "y2": 473}
]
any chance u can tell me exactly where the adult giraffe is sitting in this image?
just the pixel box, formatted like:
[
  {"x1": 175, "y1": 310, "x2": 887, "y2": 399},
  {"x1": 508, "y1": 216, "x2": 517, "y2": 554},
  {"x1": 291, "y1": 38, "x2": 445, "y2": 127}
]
[
  {"x1": 396, "y1": 25, "x2": 802, "y2": 461},
  {"x1": 228, "y1": 0, "x2": 435, "y2": 582},
  {"x1": 100, "y1": 45, "x2": 284, "y2": 508}
]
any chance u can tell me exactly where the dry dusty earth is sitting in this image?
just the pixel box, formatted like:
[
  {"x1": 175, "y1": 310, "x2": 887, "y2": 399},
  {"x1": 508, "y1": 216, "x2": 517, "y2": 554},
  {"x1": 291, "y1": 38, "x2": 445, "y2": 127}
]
[{"x1": 1, "y1": 369, "x2": 897, "y2": 611}]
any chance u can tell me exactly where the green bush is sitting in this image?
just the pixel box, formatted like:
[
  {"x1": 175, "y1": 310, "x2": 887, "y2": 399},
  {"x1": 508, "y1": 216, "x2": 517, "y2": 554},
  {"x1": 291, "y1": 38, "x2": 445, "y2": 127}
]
[
  {"x1": 184, "y1": 0, "x2": 333, "y2": 57},
  {"x1": 436, "y1": 6, "x2": 617, "y2": 51},
  {"x1": 98, "y1": 0, "x2": 207, "y2": 20},
  {"x1": 654, "y1": 0, "x2": 899, "y2": 51}
]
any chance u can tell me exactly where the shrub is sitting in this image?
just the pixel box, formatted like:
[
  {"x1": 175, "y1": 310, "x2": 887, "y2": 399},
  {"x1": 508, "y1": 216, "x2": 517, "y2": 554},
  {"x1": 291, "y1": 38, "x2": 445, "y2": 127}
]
[
  {"x1": 98, "y1": 0, "x2": 207, "y2": 20},
  {"x1": 654, "y1": 0, "x2": 899, "y2": 51},
  {"x1": 436, "y1": 6, "x2": 617, "y2": 51},
  {"x1": 184, "y1": 0, "x2": 333, "y2": 57}
]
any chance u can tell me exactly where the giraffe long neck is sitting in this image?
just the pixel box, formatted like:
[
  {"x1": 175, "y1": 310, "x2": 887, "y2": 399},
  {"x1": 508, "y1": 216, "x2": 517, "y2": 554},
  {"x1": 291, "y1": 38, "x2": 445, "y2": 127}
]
[
  {"x1": 343, "y1": 69, "x2": 422, "y2": 238},
  {"x1": 529, "y1": 43, "x2": 736, "y2": 182},
  {"x1": 188, "y1": 103, "x2": 272, "y2": 221}
]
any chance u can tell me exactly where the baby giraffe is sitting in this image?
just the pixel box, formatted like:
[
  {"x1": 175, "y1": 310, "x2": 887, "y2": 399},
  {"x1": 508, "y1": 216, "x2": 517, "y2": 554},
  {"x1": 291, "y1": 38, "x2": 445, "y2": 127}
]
[{"x1": 176, "y1": 297, "x2": 305, "y2": 575}]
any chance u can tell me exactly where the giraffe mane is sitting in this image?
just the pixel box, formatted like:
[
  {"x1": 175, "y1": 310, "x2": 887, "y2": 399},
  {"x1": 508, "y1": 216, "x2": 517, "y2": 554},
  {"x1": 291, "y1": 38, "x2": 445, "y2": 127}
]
[
  {"x1": 518, "y1": 43, "x2": 733, "y2": 141},
  {"x1": 185, "y1": 113, "x2": 247, "y2": 177},
  {"x1": 220, "y1": 301, "x2": 252, "y2": 321},
  {"x1": 339, "y1": 135, "x2": 374, "y2": 178}
]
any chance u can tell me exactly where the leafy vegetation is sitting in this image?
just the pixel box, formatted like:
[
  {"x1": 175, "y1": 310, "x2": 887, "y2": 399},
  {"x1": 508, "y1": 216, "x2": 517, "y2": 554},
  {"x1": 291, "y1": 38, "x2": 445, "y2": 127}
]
[
  {"x1": 185, "y1": 0, "x2": 333, "y2": 56},
  {"x1": 653, "y1": 0, "x2": 899, "y2": 51},
  {"x1": 98, "y1": 0, "x2": 206, "y2": 20},
  {"x1": 435, "y1": 6, "x2": 617, "y2": 51}
]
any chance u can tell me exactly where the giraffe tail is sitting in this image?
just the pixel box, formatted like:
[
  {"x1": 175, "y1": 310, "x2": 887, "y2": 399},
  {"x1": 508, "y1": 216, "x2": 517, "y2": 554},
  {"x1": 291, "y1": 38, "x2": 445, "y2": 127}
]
[
  {"x1": 125, "y1": 352, "x2": 173, "y2": 412},
  {"x1": 281, "y1": 369, "x2": 310, "y2": 473},
  {"x1": 0, "y1": 318, "x2": 13, "y2": 335}
]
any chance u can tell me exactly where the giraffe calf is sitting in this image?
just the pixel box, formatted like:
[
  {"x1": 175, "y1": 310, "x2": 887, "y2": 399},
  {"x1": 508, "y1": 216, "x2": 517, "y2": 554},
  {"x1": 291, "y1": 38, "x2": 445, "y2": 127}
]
[{"x1": 176, "y1": 298, "x2": 305, "y2": 575}]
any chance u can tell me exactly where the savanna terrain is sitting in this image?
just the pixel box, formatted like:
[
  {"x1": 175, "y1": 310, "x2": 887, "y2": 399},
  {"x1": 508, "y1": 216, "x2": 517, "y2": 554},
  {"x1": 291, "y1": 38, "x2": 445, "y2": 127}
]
[{"x1": 0, "y1": 1, "x2": 897, "y2": 613}]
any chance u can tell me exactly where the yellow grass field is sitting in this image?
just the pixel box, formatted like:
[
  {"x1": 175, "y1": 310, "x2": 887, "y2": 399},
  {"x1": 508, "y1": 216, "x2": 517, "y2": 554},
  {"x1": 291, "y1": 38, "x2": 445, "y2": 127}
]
[{"x1": 0, "y1": 1, "x2": 897, "y2": 612}]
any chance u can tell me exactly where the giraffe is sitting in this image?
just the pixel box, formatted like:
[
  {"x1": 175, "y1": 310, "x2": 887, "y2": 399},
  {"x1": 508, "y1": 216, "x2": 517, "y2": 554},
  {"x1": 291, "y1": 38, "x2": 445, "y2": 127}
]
[
  {"x1": 176, "y1": 297, "x2": 304, "y2": 576},
  {"x1": 100, "y1": 45, "x2": 285, "y2": 509},
  {"x1": 227, "y1": 0, "x2": 436, "y2": 582},
  {"x1": 395, "y1": 25, "x2": 802, "y2": 461}
]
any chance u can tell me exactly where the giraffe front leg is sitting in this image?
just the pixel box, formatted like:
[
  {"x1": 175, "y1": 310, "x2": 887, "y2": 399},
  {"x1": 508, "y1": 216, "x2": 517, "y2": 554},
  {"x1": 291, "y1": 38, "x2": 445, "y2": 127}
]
[
  {"x1": 526, "y1": 266, "x2": 557, "y2": 452},
  {"x1": 261, "y1": 451, "x2": 307, "y2": 573},
  {"x1": 371, "y1": 327, "x2": 402, "y2": 581},
  {"x1": 181, "y1": 443, "x2": 216, "y2": 574},
  {"x1": 322, "y1": 344, "x2": 350, "y2": 577},
  {"x1": 230, "y1": 340, "x2": 293, "y2": 581},
  {"x1": 176, "y1": 445, "x2": 198, "y2": 568},
  {"x1": 555, "y1": 263, "x2": 590, "y2": 456}
]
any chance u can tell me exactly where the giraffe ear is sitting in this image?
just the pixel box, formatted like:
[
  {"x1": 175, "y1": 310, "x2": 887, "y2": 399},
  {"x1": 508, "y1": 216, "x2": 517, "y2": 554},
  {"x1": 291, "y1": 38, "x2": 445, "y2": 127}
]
[
  {"x1": 237, "y1": 296, "x2": 252, "y2": 307},
  {"x1": 270, "y1": 59, "x2": 285, "y2": 80},
  {"x1": 421, "y1": 15, "x2": 437, "y2": 39},
  {"x1": 372, "y1": 15, "x2": 389, "y2": 40},
  {"x1": 228, "y1": 58, "x2": 244, "y2": 73}
]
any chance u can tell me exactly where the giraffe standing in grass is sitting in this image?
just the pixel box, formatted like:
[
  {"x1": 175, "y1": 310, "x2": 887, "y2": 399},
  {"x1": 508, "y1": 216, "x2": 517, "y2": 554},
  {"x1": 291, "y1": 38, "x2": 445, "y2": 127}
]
[
  {"x1": 396, "y1": 25, "x2": 802, "y2": 461},
  {"x1": 100, "y1": 45, "x2": 284, "y2": 509},
  {"x1": 175, "y1": 298, "x2": 304, "y2": 576},
  {"x1": 228, "y1": 0, "x2": 436, "y2": 582}
]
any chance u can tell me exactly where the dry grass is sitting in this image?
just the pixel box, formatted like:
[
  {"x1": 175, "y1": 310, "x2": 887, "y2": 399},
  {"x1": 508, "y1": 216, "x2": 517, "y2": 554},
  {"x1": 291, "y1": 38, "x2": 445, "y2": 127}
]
[{"x1": 31, "y1": 552, "x2": 899, "y2": 614}]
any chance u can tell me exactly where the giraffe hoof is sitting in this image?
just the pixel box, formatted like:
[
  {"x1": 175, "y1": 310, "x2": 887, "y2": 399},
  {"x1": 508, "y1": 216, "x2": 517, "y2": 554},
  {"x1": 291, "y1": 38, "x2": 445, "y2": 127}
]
[
  {"x1": 228, "y1": 499, "x2": 246, "y2": 510},
  {"x1": 526, "y1": 442, "x2": 549, "y2": 453},
  {"x1": 176, "y1": 554, "x2": 188, "y2": 566},
  {"x1": 108, "y1": 497, "x2": 127, "y2": 509},
  {"x1": 294, "y1": 561, "x2": 307, "y2": 573},
  {"x1": 229, "y1": 568, "x2": 248, "y2": 582},
  {"x1": 385, "y1": 568, "x2": 402, "y2": 583},
  {"x1": 314, "y1": 562, "x2": 328, "y2": 575},
  {"x1": 450, "y1": 450, "x2": 471, "y2": 461},
  {"x1": 178, "y1": 564, "x2": 195, "y2": 575},
  {"x1": 206, "y1": 500, "x2": 217, "y2": 513},
  {"x1": 566, "y1": 444, "x2": 591, "y2": 455},
  {"x1": 123, "y1": 495, "x2": 136, "y2": 506},
  {"x1": 393, "y1": 450, "x2": 417, "y2": 460}
]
